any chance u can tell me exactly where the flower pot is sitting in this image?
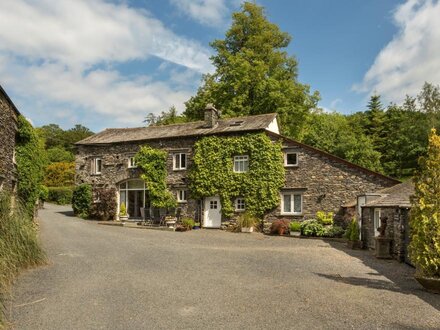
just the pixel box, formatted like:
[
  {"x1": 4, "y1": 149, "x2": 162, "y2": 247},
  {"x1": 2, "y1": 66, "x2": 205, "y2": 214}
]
[
  {"x1": 415, "y1": 275, "x2": 440, "y2": 294},
  {"x1": 193, "y1": 226, "x2": 200, "y2": 230},
  {"x1": 347, "y1": 240, "x2": 363, "y2": 249},
  {"x1": 119, "y1": 215, "x2": 128, "y2": 222},
  {"x1": 241, "y1": 227, "x2": 253, "y2": 233},
  {"x1": 290, "y1": 231, "x2": 301, "y2": 237}
]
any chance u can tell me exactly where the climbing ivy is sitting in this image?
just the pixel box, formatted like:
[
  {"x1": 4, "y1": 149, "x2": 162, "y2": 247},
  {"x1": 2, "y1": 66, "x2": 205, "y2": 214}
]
[
  {"x1": 135, "y1": 146, "x2": 177, "y2": 208},
  {"x1": 16, "y1": 116, "x2": 47, "y2": 217},
  {"x1": 189, "y1": 133, "x2": 285, "y2": 217}
]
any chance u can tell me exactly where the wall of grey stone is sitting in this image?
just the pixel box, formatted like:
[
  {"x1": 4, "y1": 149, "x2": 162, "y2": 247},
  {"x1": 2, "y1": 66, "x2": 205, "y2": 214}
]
[
  {"x1": 264, "y1": 138, "x2": 396, "y2": 224},
  {"x1": 75, "y1": 137, "x2": 197, "y2": 219},
  {"x1": 0, "y1": 91, "x2": 18, "y2": 193},
  {"x1": 361, "y1": 206, "x2": 407, "y2": 261},
  {"x1": 75, "y1": 132, "x2": 397, "y2": 224}
]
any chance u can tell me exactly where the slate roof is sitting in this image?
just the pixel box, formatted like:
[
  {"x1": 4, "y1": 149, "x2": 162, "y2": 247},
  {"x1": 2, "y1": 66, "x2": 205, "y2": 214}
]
[
  {"x1": 76, "y1": 113, "x2": 278, "y2": 145},
  {"x1": 363, "y1": 181, "x2": 415, "y2": 208},
  {"x1": 0, "y1": 84, "x2": 20, "y2": 116}
]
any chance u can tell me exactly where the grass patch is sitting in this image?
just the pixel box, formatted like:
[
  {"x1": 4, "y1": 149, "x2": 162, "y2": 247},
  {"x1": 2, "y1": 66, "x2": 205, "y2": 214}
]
[{"x1": 0, "y1": 193, "x2": 46, "y2": 328}]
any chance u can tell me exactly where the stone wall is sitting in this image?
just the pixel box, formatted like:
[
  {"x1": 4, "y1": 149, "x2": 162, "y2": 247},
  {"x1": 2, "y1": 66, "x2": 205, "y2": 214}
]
[
  {"x1": 361, "y1": 206, "x2": 408, "y2": 261},
  {"x1": 75, "y1": 132, "x2": 397, "y2": 224},
  {"x1": 264, "y1": 137, "x2": 396, "y2": 224},
  {"x1": 0, "y1": 91, "x2": 18, "y2": 193}
]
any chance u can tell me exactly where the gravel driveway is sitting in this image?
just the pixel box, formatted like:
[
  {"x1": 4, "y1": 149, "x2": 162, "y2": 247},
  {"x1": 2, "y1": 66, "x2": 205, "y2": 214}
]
[{"x1": 7, "y1": 204, "x2": 440, "y2": 329}]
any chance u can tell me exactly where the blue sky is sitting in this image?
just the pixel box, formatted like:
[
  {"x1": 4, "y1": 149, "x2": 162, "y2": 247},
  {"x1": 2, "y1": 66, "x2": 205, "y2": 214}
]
[{"x1": 1, "y1": 0, "x2": 439, "y2": 132}]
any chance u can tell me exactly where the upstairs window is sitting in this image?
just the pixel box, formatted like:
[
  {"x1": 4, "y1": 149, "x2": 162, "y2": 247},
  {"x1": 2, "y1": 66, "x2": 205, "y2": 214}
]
[
  {"x1": 281, "y1": 192, "x2": 302, "y2": 215},
  {"x1": 235, "y1": 198, "x2": 245, "y2": 211},
  {"x1": 233, "y1": 155, "x2": 249, "y2": 173},
  {"x1": 91, "y1": 158, "x2": 102, "y2": 175},
  {"x1": 284, "y1": 152, "x2": 298, "y2": 167},
  {"x1": 173, "y1": 153, "x2": 187, "y2": 170},
  {"x1": 177, "y1": 189, "x2": 187, "y2": 203},
  {"x1": 128, "y1": 156, "x2": 136, "y2": 168}
]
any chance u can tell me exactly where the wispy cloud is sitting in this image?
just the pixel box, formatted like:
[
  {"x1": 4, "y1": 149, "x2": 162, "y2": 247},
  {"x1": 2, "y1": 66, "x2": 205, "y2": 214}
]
[
  {"x1": 353, "y1": 0, "x2": 440, "y2": 103},
  {"x1": 170, "y1": 0, "x2": 236, "y2": 27},
  {"x1": 0, "y1": 0, "x2": 213, "y2": 129}
]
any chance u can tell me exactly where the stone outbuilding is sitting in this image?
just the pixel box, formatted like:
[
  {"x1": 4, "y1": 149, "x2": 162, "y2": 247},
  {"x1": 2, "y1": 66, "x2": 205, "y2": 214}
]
[
  {"x1": 75, "y1": 105, "x2": 399, "y2": 227},
  {"x1": 359, "y1": 181, "x2": 414, "y2": 263},
  {"x1": 0, "y1": 84, "x2": 20, "y2": 194}
]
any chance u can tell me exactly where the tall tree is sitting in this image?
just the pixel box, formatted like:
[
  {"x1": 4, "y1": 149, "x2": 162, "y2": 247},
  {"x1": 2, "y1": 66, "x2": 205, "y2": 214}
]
[
  {"x1": 145, "y1": 106, "x2": 187, "y2": 127},
  {"x1": 364, "y1": 94, "x2": 385, "y2": 148},
  {"x1": 184, "y1": 2, "x2": 319, "y2": 139}
]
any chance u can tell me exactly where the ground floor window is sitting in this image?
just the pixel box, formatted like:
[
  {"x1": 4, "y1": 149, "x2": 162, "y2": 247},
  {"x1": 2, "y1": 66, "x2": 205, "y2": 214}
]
[
  {"x1": 119, "y1": 179, "x2": 148, "y2": 219},
  {"x1": 374, "y1": 208, "x2": 381, "y2": 237},
  {"x1": 281, "y1": 191, "x2": 303, "y2": 215},
  {"x1": 235, "y1": 198, "x2": 245, "y2": 211},
  {"x1": 177, "y1": 189, "x2": 187, "y2": 203}
]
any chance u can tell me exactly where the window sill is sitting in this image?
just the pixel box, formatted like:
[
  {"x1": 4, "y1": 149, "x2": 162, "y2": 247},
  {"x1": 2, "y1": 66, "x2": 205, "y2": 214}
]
[
  {"x1": 235, "y1": 209, "x2": 245, "y2": 212},
  {"x1": 91, "y1": 173, "x2": 102, "y2": 176},
  {"x1": 177, "y1": 201, "x2": 187, "y2": 203},
  {"x1": 173, "y1": 168, "x2": 187, "y2": 171},
  {"x1": 280, "y1": 213, "x2": 303, "y2": 216},
  {"x1": 284, "y1": 164, "x2": 298, "y2": 168}
]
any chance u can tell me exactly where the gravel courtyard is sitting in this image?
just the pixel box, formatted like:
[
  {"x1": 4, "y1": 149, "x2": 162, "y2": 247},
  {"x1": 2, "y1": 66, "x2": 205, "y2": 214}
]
[{"x1": 8, "y1": 204, "x2": 440, "y2": 329}]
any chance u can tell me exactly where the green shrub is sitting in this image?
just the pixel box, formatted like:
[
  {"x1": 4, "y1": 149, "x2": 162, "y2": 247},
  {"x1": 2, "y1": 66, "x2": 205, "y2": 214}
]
[
  {"x1": 120, "y1": 202, "x2": 127, "y2": 216},
  {"x1": 39, "y1": 185, "x2": 49, "y2": 202},
  {"x1": 72, "y1": 184, "x2": 92, "y2": 217},
  {"x1": 90, "y1": 188, "x2": 117, "y2": 221},
  {"x1": 47, "y1": 186, "x2": 73, "y2": 205},
  {"x1": 182, "y1": 217, "x2": 195, "y2": 230},
  {"x1": 409, "y1": 129, "x2": 440, "y2": 278},
  {"x1": 316, "y1": 211, "x2": 334, "y2": 225},
  {"x1": 300, "y1": 219, "x2": 325, "y2": 237},
  {"x1": 345, "y1": 218, "x2": 360, "y2": 241},
  {"x1": 322, "y1": 225, "x2": 345, "y2": 238},
  {"x1": 0, "y1": 193, "x2": 45, "y2": 326},
  {"x1": 289, "y1": 221, "x2": 301, "y2": 232},
  {"x1": 237, "y1": 212, "x2": 257, "y2": 228}
]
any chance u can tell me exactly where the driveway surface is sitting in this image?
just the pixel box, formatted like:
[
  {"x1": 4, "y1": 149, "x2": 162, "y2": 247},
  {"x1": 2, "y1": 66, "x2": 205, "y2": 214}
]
[{"x1": 8, "y1": 204, "x2": 440, "y2": 329}]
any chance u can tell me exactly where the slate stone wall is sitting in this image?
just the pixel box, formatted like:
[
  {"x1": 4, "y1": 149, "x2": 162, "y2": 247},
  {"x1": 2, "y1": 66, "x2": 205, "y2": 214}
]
[
  {"x1": 75, "y1": 133, "x2": 397, "y2": 224},
  {"x1": 361, "y1": 206, "x2": 408, "y2": 261},
  {"x1": 0, "y1": 91, "x2": 18, "y2": 193}
]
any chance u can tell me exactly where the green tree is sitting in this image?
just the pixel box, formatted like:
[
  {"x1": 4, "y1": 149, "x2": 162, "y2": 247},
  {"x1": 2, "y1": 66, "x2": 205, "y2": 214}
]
[
  {"x1": 303, "y1": 111, "x2": 383, "y2": 172},
  {"x1": 409, "y1": 129, "x2": 440, "y2": 278},
  {"x1": 364, "y1": 94, "x2": 385, "y2": 147},
  {"x1": 145, "y1": 106, "x2": 187, "y2": 126},
  {"x1": 184, "y1": 2, "x2": 319, "y2": 139},
  {"x1": 64, "y1": 124, "x2": 94, "y2": 150},
  {"x1": 46, "y1": 147, "x2": 75, "y2": 163},
  {"x1": 36, "y1": 124, "x2": 64, "y2": 149}
]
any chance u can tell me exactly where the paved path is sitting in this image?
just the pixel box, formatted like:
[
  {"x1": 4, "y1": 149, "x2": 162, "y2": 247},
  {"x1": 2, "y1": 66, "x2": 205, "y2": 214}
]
[{"x1": 8, "y1": 204, "x2": 440, "y2": 329}]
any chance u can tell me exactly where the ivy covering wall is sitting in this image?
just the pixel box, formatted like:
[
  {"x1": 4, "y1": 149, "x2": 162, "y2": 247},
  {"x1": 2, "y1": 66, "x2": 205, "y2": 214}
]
[
  {"x1": 189, "y1": 133, "x2": 285, "y2": 217},
  {"x1": 16, "y1": 116, "x2": 46, "y2": 216},
  {"x1": 135, "y1": 145, "x2": 177, "y2": 208}
]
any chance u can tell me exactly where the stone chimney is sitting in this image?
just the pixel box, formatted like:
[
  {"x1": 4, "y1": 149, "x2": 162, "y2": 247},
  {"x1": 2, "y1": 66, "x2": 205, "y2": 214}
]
[{"x1": 204, "y1": 103, "x2": 219, "y2": 128}]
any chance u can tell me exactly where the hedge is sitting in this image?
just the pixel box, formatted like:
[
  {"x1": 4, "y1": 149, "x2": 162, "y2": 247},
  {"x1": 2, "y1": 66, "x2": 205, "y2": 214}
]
[{"x1": 47, "y1": 186, "x2": 74, "y2": 205}]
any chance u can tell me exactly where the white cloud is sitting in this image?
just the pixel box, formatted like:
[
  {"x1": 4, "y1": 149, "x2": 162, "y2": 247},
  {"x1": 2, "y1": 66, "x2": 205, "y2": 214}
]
[
  {"x1": 353, "y1": 0, "x2": 440, "y2": 103},
  {"x1": 0, "y1": 0, "x2": 214, "y2": 129},
  {"x1": 170, "y1": 0, "x2": 232, "y2": 27}
]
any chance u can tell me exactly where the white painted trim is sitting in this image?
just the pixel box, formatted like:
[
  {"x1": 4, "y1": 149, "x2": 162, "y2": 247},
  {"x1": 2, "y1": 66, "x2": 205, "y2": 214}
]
[
  {"x1": 266, "y1": 117, "x2": 280, "y2": 134},
  {"x1": 173, "y1": 153, "x2": 187, "y2": 170},
  {"x1": 374, "y1": 208, "x2": 381, "y2": 237},
  {"x1": 233, "y1": 155, "x2": 249, "y2": 173},
  {"x1": 280, "y1": 191, "x2": 303, "y2": 215},
  {"x1": 234, "y1": 197, "x2": 246, "y2": 212},
  {"x1": 284, "y1": 152, "x2": 298, "y2": 167}
]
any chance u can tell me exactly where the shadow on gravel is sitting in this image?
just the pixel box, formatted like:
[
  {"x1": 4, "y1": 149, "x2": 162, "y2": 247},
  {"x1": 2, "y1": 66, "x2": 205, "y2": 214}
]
[
  {"x1": 321, "y1": 240, "x2": 440, "y2": 312},
  {"x1": 56, "y1": 210, "x2": 75, "y2": 217}
]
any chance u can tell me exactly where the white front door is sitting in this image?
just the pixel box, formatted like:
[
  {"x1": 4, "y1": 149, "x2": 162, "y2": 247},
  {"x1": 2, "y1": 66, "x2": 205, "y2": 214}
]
[{"x1": 204, "y1": 196, "x2": 221, "y2": 228}]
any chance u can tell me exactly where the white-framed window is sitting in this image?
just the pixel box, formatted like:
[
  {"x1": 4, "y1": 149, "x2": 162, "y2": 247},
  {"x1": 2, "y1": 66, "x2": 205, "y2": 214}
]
[
  {"x1": 284, "y1": 152, "x2": 298, "y2": 167},
  {"x1": 280, "y1": 192, "x2": 303, "y2": 215},
  {"x1": 173, "y1": 153, "x2": 187, "y2": 170},
  {"x1": 128, "y1": 156, "x2": 136, "y2": 168},
  {"x1": 91, "y1": 158, "x2": 102, "y2": 174},
  {"x1": 374, "y1": 208, "x2": 381, "y2": 237},
  {"x1": 233, "y1": 155, "x2": 249, "y2": 173},
  {"x1": 235, "y1": 198, "x2": 245, "y2": 212},
  {"x1": 177, "y1": 189, "x2": 187, "y2": 203}
]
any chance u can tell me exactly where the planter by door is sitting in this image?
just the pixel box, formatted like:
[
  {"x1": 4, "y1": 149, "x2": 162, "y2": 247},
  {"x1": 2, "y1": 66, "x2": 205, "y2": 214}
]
[
  {"x1": 204, "y1": 196, "x2": 221, "y2": 228},
  {"x1": 415, "y1": 276, "x2": 440, "y2": 294},
  {"x1": 241, "y1": 227, "x2": 253, "y2": 233}
]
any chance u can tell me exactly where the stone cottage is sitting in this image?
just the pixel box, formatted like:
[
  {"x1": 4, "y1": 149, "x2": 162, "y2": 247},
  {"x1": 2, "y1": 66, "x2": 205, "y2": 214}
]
[
  {"x1": 75, "y1": 105, "x2": 399, "y2": 227},
  {"x1": 359, "y1": 181, "x2": 414, "y2": 263},
  {"x1": 0, "y1": 84, "x2": 20, "y2": 194}
]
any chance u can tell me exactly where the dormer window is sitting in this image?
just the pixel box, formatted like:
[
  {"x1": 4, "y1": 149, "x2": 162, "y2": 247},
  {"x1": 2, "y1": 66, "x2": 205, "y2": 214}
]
[
  {"x1": 128, "y1": 156, "x2": 136, "y2": 168},
  {"x1": 233, "y1": 155, "x2": 249, "y2": 173},
  {"x1": 284, "y1": 152, "x2": 298, "y2": 167},
  {"x1": 173, "y1": 153, "x2": 187, "y2": 170}
]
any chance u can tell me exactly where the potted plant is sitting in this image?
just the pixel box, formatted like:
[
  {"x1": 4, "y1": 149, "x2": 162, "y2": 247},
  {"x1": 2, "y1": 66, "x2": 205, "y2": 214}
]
[
  {"x1": 345, "y1": 218, "x2": 362, "y2": 249},
  {"x1": 193, "y1": 222, "x2": 201, "y2": 230},
  {"x1": 409, "y1": 129, "x2": 440, "y2": 294},
  {"x1": 182, "y1": 217, "x2": 195, "y2": 231},
  {"x1": 237, "y1": 212, "x2": 256, "y2": 233},
  {"x1": 289, "y1": 221, "x2": 301, "y2": 237},
  {"x1": 119, "y1": 202, "x2": 128, "y2": 222}
]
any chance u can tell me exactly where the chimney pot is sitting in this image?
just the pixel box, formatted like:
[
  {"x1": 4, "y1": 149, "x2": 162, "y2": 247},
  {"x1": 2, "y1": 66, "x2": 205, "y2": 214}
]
[{"x1": 204, "y1": 104, "x2": 219, "y2": 128}]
